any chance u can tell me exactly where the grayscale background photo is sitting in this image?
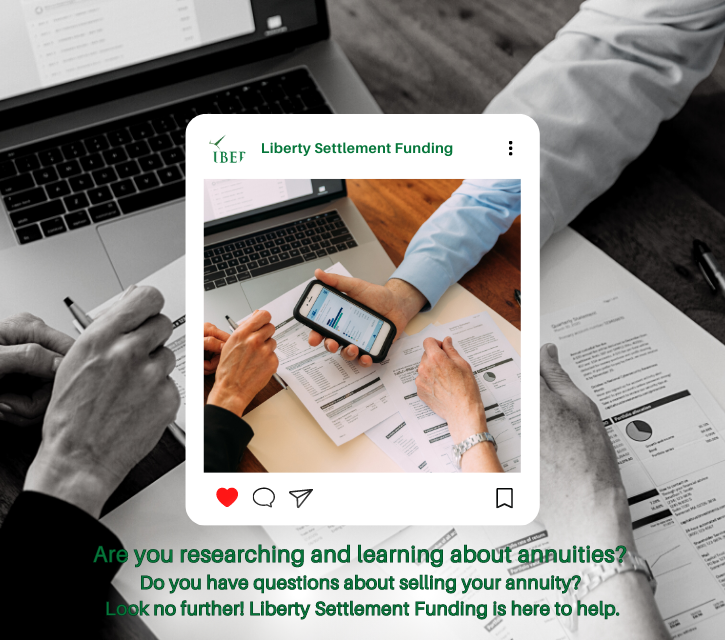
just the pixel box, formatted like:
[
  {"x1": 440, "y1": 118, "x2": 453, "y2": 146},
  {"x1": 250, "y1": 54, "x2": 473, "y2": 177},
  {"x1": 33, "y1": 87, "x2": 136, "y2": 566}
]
[{"x1": 1, "y1": 0, "x2": 725, "y2": 638}]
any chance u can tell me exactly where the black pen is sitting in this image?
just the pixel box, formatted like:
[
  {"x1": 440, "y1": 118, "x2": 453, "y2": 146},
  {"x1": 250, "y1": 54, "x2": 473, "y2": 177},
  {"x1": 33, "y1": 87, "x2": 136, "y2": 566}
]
[
  {"x1": 64, "y1": 290, "x2": 186, "y2": 446},
  {"x1": 226, "y1": 315, "x2": 288, "y2": 390},
  {"x1": 64, "y1": 297, "x2": 93, "y2": 329},
  {"x1": 514, "y1": 289, "x2": 521, "y2": 307},
  {"x1": 65, "y1": 285, "x2": 137, "y2": 328},
  {"x1": 693, "y1": 240, "x2": 725, "y2": 301},
  {"x1": 225, "y1": 315, "x2": 238, "y2": 331}
]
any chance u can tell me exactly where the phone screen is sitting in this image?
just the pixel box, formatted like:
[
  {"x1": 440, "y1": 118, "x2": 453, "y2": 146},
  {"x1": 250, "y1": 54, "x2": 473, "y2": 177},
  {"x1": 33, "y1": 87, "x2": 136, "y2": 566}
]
[{"x1": 308, "y1": 288, "x2": 385, "y2": 352}]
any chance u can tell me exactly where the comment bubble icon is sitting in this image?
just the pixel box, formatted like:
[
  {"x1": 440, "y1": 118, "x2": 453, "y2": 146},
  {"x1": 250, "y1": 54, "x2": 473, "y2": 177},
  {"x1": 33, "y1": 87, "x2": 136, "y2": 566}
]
[{"x1": 253, "y1": 487, "x2": 275, "y2": 508}]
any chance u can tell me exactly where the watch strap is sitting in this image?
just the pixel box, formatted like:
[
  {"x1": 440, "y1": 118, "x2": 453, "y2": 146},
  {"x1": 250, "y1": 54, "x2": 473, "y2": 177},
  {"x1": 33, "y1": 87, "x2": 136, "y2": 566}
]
[
  {"x1": 452, "y1": 432, "x2": 497, "y2": 469},
  {"x1": 560, "y1": 551, "x2": 656, "y2": 631}
]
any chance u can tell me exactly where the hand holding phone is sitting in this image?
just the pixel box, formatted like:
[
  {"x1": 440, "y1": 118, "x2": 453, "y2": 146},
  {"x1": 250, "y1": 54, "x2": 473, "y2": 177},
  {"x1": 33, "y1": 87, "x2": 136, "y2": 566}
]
[
  {"x1": 306, "y1": 269, "x2": 426, "y2": 366},
  {"x1": 296, "y1": 279, "x2": 397, "y2": 363}
]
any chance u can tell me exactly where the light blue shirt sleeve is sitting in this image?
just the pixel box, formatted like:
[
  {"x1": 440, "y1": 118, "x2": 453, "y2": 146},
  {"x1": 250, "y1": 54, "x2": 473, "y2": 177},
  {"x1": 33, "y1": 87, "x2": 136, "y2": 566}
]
[{"x1": 390, "y1": 179, "x2": 521, "y2": 310}]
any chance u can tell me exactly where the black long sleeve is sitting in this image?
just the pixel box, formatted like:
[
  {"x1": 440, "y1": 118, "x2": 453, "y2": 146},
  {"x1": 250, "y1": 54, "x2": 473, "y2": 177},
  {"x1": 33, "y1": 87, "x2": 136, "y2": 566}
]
[
  {"x1": 204, "y1": 404, "x2": 254, "y2": 472},
  {"x1": 0, "y1": 491, "x2": 123, "y2": 638}
]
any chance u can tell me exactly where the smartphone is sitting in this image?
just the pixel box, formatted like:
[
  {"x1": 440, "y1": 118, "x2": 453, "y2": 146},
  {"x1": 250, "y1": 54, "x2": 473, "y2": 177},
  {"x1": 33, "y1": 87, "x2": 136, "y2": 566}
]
[{"x1": 294, "y1": 280, "x2": 396, "y2": 363}]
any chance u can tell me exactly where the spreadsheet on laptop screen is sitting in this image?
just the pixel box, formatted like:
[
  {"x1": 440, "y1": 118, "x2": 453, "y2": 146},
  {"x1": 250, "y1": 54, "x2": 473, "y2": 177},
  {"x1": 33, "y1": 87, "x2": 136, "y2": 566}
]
[
  {"x1": 204, "y1": 179, "x2": 344, "y2": 227},
  {"x1": 0, "y1": 0, "x2": 319, "y2": 102}
]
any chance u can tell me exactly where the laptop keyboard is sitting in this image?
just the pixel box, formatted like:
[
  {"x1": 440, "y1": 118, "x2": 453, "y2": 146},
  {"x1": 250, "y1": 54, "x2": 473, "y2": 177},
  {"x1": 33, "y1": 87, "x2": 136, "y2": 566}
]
[
  {"x1": 204, "y1": 210, "x2": 357, "y2": 290},
  {"x1": 0, "y1": 68, "x2": 332, "y2": 245}
]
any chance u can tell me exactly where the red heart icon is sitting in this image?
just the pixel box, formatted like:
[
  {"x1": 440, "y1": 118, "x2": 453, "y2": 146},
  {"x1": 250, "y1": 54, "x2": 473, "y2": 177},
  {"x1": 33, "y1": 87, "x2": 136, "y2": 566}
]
[{"x1": 216, "y1": 488, "x2": 238, "y2": 507}]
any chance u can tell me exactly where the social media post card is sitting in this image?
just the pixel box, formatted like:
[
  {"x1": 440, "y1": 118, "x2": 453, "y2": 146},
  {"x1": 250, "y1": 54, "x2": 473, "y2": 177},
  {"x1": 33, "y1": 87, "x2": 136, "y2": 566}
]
[{"x1": 185, "y1": 114, "x2": 539, "y2": 525}]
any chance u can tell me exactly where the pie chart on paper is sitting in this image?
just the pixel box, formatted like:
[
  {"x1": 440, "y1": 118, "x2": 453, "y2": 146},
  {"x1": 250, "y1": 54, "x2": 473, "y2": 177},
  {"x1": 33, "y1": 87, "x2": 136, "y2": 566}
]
[{"x1": 625, "y1": 420, "x2": 653, "y2": 442}]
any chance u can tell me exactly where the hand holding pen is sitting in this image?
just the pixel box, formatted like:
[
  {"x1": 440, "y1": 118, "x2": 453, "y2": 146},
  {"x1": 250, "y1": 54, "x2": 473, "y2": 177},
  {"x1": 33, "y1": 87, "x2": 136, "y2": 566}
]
[
  {"x1": 226, "y1": 315, "x2": 288, "y2": 390},
  {"x1": 64, "y1": 286, "x2": 186, "y2": 446},
  {"x1": 28, "y1": 285, "x2": 181, "y2": 517},
  {"x1": 205, "y1": 311, "x2": 280, "y2": 418}
]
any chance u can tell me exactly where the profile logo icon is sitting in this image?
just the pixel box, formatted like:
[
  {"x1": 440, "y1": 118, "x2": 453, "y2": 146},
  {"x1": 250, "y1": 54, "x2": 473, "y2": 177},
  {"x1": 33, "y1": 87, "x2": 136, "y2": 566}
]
[
  {"x1": 209, "y1": 134, "x2": 245, "y2": 162},
  {"x1": 209, "y1": 135, "x2": 226, "y2": 150}
]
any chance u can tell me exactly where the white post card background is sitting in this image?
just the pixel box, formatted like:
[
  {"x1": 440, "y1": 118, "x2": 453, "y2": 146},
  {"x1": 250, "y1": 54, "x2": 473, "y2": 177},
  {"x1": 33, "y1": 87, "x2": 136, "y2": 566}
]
[{"x1": 185, "y1": 114, "x2": 540, "y2": 525}]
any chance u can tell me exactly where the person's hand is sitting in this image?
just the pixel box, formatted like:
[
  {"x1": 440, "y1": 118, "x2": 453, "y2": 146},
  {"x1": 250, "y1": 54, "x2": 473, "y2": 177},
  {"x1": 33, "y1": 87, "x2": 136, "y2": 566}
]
[
  {"x1": 307, "y1": 269, "x2": 427, "y2": 367},
  {"x1": 416, "y1": 336, "x2": 502, "y2": 472},
  {"x1": 24, "y1": 286, "x2": 180, "y2": 518},
  {"x1": 539, "y1": 344, "x2": 635, "y2": 551},
  {"x1": 204, "y1": 322, "x2": 230, "y2": 375},
  {"x1": 0, "y1": 313, "x2": 75, "y2": 426},
  {"x1": 207, "y1": 310, "x2": 278, "y2": 417}
]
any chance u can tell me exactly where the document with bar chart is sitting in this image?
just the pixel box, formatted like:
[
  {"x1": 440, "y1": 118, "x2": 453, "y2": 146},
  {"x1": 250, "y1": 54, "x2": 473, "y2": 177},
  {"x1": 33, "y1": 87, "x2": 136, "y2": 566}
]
[
  {"x1": 239, "y1": 263, "x2": 397, "y2": 446},
  {"x1": 542, "y1": 292, "x2": 725, "y2": 637},
  {"x1": 380, "y1": 314, "x2": 522, "y2": 473}
]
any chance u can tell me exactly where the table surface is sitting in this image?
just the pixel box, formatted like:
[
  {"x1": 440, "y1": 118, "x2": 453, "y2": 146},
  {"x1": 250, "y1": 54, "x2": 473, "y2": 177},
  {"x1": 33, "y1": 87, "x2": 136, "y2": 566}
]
[
  {"x1": 0, "y1": 177, "x2": 521, "y2": 526},
  {"x1": 1, "y1": 0, "x2": 719, "y2": 517},
  {"x1": 223, "y1": 178, "x2": 522, "y2": 472},
  {"x1": 329, "y1": 0, "x2": 725, "y2": 345},
  {"x1": 1, "y1": 1, "x2": 721, "y2": 636}
]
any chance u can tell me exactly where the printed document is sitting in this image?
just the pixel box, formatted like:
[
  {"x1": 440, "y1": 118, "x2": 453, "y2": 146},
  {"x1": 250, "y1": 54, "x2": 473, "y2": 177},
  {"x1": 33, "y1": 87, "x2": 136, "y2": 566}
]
[
  {"x1": 380, "y1": 313, "x2": 522, "y2": 472},
  {"x1": 242, "y1": 267, "x2": 521, "y2": 462},
  {"x1": 371, "y1": 525, "x2": 521, "y2": 640},
  {"x1": 365, "y1": 412, "x2": 435, "y2": 473},
  {"x1": 542, "y1": 292, "x2": 725, "y2": 638},
  {"x1": 241, "y1": 263, "x2": 397, "y2": 445}
]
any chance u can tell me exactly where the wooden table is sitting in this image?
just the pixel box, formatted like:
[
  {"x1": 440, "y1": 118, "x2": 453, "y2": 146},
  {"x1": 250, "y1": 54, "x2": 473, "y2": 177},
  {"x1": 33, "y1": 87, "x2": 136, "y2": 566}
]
[
  {"x1": 329, "y1": 0, "x2": 725, "y2": 345},
  {"x1": 117, "y1": 0, "x2": 725, "y2": 533},
  {"x1": 3, "y1": 1, "x2": 720, "y2": 635},
  {"x1": 227, "y1": 178, "x2": 521, "y2": 472},
  {"x1": 3, "y1": 0, "x2": 718, "y2": 520},
  {"x1": 0, "y1": 177, "x2": 520, "y2": 527}
]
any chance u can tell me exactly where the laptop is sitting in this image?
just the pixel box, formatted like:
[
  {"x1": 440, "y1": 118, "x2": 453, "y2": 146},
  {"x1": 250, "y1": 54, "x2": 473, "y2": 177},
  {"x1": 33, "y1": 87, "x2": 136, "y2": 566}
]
[
  {"x1": 204, "y1": 179, "x2": 396, "y2": 330},
  {"x1": 0, "y1": 0, "x2": 381, "y2": 332}
]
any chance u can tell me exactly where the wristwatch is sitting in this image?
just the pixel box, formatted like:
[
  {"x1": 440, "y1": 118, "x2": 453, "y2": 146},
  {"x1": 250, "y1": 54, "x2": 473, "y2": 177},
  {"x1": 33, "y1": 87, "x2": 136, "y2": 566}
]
[
  {"x1": 560, "y1": 550, "x2": 656, "y2": 631},
  {"x1": 452, "y1": 432, "x2": 497, "y2": 469}
]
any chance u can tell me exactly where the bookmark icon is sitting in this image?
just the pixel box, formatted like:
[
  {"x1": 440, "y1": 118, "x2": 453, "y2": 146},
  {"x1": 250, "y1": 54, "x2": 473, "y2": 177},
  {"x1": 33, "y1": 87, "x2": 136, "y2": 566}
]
[{"x1": 289, "y1": 489, "x2": 313, "y2": 508}]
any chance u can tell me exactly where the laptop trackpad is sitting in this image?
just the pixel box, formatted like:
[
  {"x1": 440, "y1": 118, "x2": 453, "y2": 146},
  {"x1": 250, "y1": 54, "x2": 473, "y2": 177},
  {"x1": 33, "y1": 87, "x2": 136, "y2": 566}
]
[
  {"x1": 241, "y1": 257, "x2": 333, "y2": 309},
  {"x1": 98, "y1": 204, "x2": 185, "y2": 287}
]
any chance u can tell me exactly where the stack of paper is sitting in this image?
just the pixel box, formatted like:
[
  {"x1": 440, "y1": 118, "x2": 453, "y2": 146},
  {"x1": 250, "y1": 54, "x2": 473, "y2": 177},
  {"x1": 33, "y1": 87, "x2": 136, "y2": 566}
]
[
  {"x1": 244, "y1": 263, "x2": 522, "y2": 473},
  {"x1": 542, "y1": 291, "x2": 725, "y2": 634},
  {"x1": 377, "y1": 314, "x2": 521, "y2": 473},
  {"x1": 240, "y1": 263, "x2": 396, "y2": 445}
]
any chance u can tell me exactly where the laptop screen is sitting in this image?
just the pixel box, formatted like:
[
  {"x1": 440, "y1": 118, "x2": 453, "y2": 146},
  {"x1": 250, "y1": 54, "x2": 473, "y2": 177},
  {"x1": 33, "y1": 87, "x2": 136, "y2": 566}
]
[
  {"x1": 0, "y1": 0, "x2": 319, "y2": 102},
  {"x1": 204, "y1": 179, "x2": 345, "y2": 229}
]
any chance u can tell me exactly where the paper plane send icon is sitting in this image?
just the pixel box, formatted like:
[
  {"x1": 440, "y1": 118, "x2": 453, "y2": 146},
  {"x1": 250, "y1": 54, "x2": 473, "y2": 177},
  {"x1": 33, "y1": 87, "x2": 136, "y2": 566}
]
[{"x1": 289, "y1": 489, "x2": 313, "y2": 508}]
